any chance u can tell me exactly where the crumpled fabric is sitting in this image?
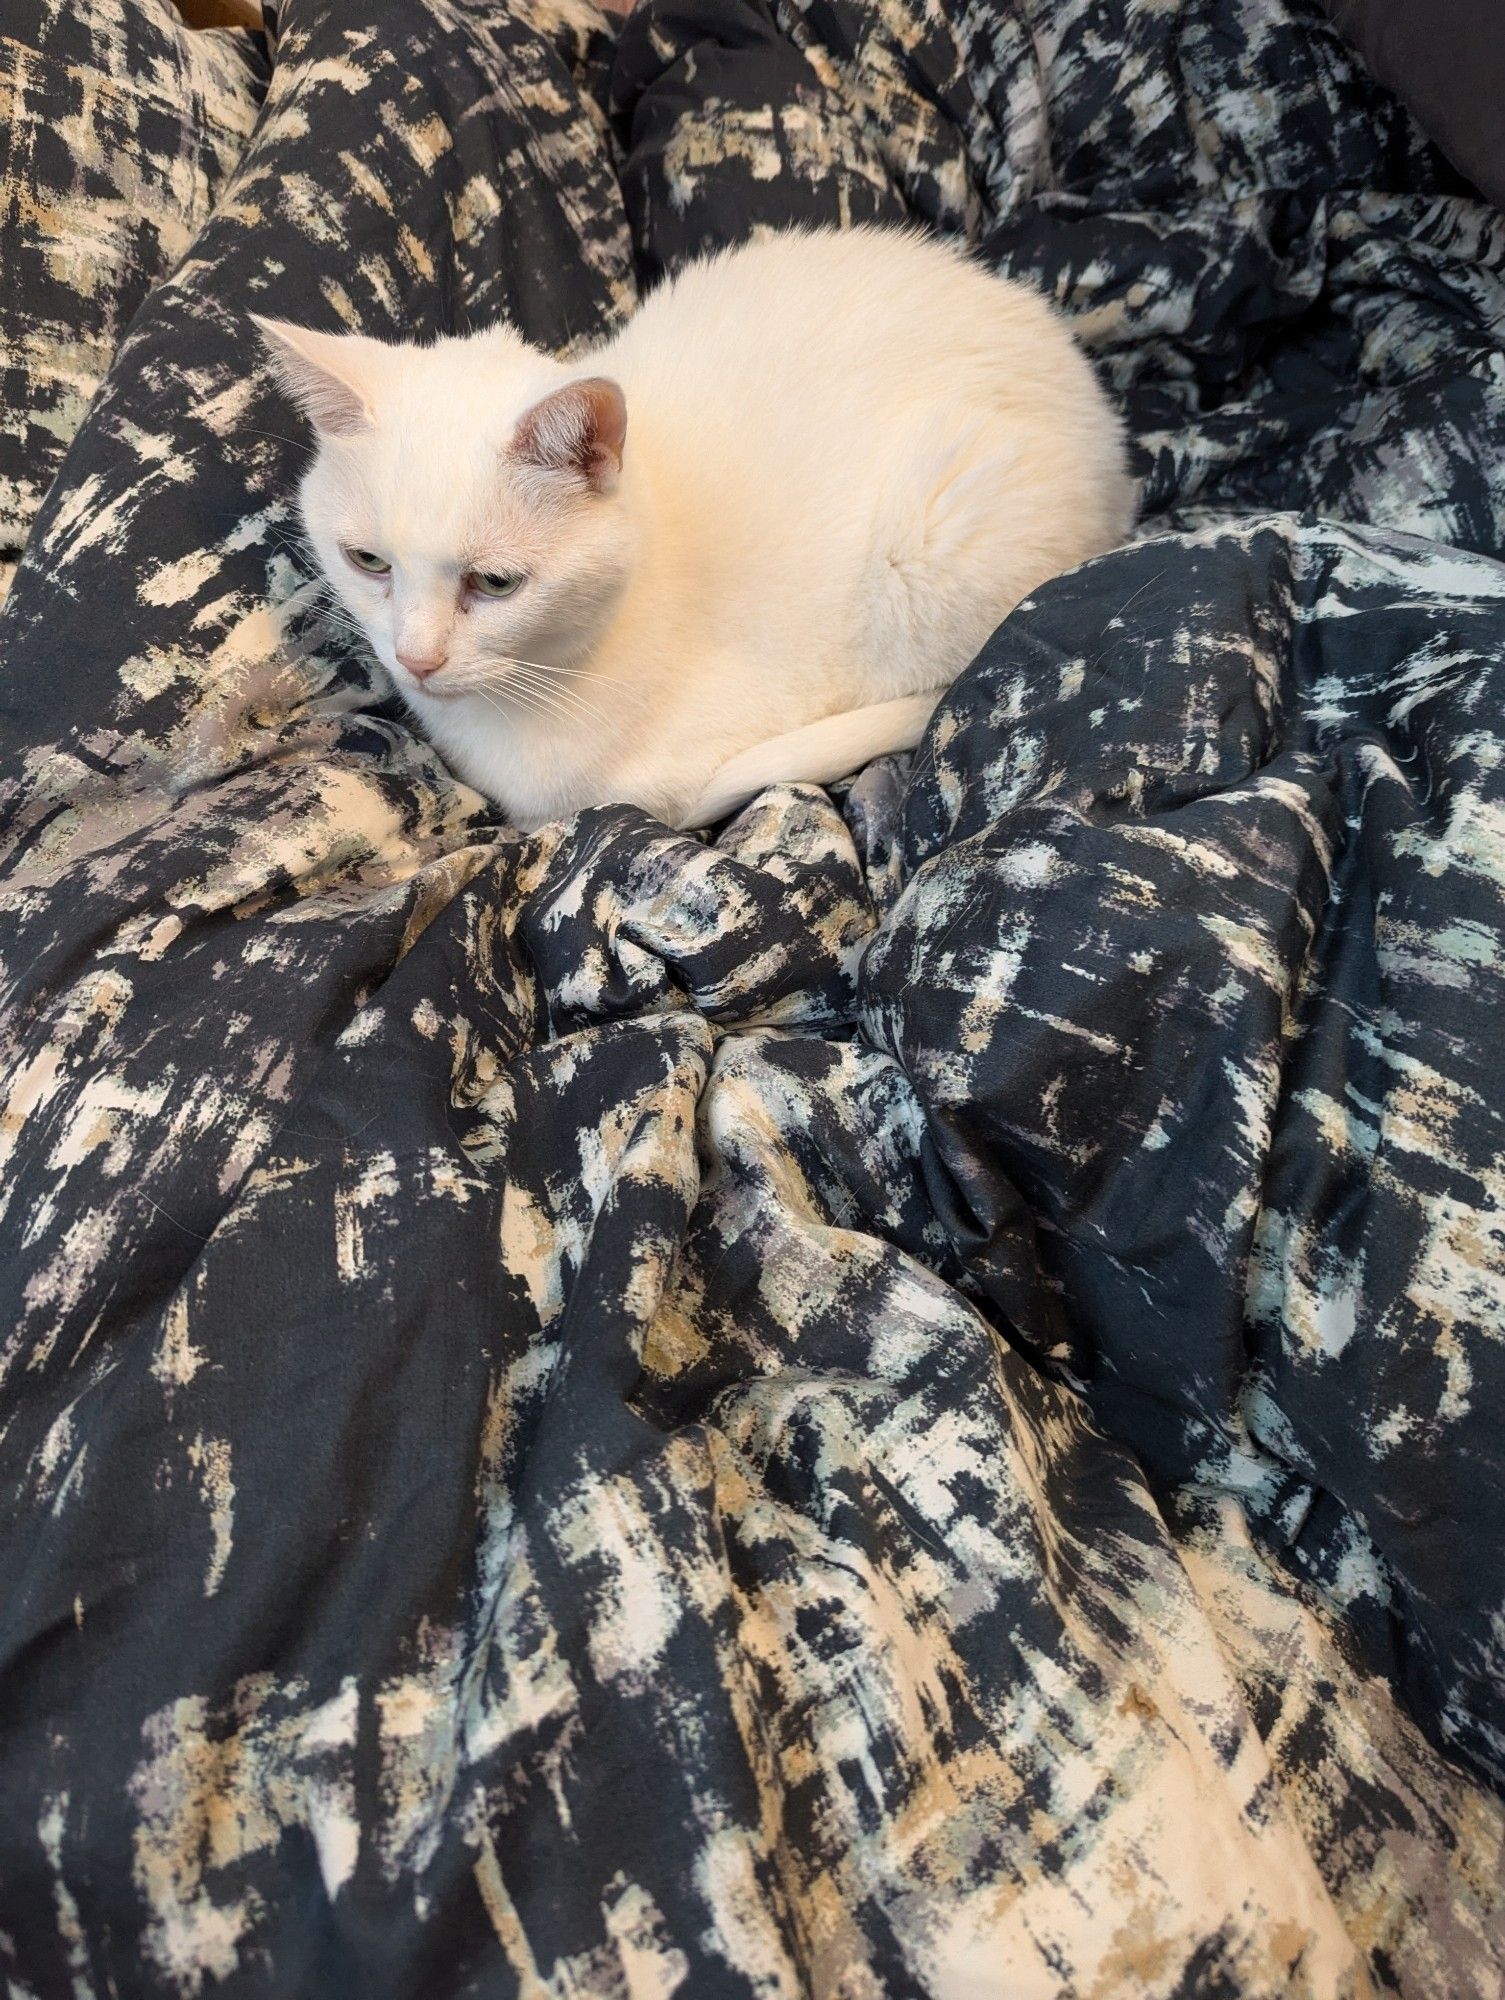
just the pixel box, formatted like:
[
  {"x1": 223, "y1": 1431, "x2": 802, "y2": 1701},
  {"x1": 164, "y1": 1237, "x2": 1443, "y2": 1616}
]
[{"x1": 0, "y1": 1, "x2": 1501, "y2": 1994}]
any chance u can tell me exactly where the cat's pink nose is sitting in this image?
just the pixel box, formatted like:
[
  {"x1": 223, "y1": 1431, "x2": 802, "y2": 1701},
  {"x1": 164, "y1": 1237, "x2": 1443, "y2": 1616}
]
[{"x1": 396, "y1": 647, "x2": 446, "y2": 681}]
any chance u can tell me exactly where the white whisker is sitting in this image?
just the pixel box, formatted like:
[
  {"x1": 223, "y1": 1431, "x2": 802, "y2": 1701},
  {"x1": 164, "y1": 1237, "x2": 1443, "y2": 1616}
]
[
  {"x1": 474, "y1": 683, "x2": 566, "y2": 730},
  {"x1": 505, "y1": 670, "x2": 601, "y2": 719},
  {"x1": 470, "y1": 665, "x2": 604, "y2": 727},
  {"x1": 480, "y1": 652, "x2": 618, "y2": 690},
  {"x1": 517, "y1": 682, "x2": 595, "y2": 727},
  {"x1": 513, "y1": 659, "x2": 617, "y2": 686}
]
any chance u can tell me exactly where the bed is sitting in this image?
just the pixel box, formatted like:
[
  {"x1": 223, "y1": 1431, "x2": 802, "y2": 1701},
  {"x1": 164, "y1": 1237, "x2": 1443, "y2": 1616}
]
[{"x1": 1, "y1": 0, "x2": 1502, "y2": 1992}]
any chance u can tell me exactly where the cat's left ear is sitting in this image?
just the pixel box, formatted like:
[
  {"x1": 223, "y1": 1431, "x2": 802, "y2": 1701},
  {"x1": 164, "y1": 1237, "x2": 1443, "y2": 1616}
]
[
  {"x1": 511, "y1": 377, "x2": 627, "y2": 494},
  {"x1": 251, "y1": 315, "x2": 380, "y2": 439}
]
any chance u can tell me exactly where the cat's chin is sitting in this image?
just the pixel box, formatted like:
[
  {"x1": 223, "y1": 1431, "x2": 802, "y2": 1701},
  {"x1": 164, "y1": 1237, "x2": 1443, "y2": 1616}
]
[{"x1": 391, "y1": 672, "x2": 463, "y2": 704}]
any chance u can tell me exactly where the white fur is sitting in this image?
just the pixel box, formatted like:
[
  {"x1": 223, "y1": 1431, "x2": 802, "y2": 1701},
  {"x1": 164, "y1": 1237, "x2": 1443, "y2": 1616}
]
[
  {"x1": 257, "y1": 227, "x2": 1135, "y2": 830},
  {"x1": 682, "y1": 692, "x2": 943, "y2": 827}
]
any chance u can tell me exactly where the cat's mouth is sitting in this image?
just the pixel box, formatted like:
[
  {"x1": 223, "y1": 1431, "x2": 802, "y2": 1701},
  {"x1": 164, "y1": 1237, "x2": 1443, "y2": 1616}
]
[
  {"x1": 404, "y1": 667, "x2": 527, "y2": 704},
  {"x1": 390, "y1": 663, "x2": 465, "y2": 701}
]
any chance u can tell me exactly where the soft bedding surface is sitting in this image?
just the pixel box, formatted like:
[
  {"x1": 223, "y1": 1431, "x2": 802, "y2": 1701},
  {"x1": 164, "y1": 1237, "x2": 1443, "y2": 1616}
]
[
  {"x1": 0, "y1": 0, "x2": 269, "y2": 598},
  {"x1": 1, "y1": 1, "x2": 1504, "y2": 1994}
]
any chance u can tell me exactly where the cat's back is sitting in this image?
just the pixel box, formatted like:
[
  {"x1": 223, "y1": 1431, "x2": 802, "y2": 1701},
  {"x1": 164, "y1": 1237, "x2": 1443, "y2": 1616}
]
[
  {"x1": 595, "y1": 226, "x2": 1132, "y2": 721},
  {"x1": 604, "y1": 226, "x2": 1127, "y2": 556},
  {"x1": 608, "y1": 227, "x2": 1084, "y2": 423}
]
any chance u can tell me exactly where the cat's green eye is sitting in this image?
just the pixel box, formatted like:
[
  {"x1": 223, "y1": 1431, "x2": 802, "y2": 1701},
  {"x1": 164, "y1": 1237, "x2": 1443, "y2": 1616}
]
[
  {"x1": 467, "y1": 570, "x2": 523, "y2": 600},
  {"x1": 344, "y1": 546, "x2": 391, "y2": 576}
]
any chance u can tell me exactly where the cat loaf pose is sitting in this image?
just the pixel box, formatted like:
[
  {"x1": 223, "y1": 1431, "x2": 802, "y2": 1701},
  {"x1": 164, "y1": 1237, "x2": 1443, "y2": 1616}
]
[{"x1": 256, "y1": 226, "x2": 1134, "y2": 830}]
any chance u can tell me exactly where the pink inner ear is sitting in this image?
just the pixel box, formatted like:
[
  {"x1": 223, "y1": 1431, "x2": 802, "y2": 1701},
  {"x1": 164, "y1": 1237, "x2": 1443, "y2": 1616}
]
[
  {"x1": 251, "y1": 316, "x2": 373, "y2": 439},
  {"x1": 284, "y1": 371, "x2": 368, "y2": 439},
  {"x1": 512, "y1": 378, "x2": 626, "y2": 491}
]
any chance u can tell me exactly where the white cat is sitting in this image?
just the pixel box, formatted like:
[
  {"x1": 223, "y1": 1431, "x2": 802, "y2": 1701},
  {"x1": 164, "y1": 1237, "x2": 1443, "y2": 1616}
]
[{"x1": 255, "y1": 227, "x2": 1134, "y2": 830}]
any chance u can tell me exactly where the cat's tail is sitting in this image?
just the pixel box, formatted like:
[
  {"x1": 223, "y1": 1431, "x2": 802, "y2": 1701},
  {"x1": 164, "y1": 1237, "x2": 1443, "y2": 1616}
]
[{"x1": 679, "y1": 690, "x2": 943, "y2": 830}]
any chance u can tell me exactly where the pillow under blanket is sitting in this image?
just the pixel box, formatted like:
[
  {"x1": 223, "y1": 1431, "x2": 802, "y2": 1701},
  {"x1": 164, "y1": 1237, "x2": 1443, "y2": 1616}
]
[{"x1": 1320, "y1": 0, "x2": 1504, "y2": 209}]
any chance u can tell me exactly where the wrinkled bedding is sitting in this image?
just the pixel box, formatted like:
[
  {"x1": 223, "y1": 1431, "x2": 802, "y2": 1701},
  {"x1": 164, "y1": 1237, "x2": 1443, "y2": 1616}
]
[{"x1": 1, "y1": 0, "x2": 1504, "y2": 1994}]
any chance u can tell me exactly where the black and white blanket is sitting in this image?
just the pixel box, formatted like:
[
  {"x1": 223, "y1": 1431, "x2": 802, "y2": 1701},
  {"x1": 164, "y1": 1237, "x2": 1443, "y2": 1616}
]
[{"x1": 1, "y1": 1, "x2": 1503, "y2": 1993}]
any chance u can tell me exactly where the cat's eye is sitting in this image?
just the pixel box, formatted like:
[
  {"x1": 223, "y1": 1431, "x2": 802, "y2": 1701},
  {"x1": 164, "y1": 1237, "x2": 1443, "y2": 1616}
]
[
  {"x1": 343, "y1": 546, "x2": 391, "y2": 576},
  {"x1": 466, "y1": 569, "x2": 523, "y2": 600}
]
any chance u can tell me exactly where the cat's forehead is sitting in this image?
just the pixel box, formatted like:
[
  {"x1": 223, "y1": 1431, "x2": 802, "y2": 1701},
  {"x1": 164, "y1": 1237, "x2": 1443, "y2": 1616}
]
[
  {"x1": 384, "y1": 334, "x2": 551, "y2": 454},
  {"x1": 326, "y1": 341, "x2": 571, "y2": 550}
]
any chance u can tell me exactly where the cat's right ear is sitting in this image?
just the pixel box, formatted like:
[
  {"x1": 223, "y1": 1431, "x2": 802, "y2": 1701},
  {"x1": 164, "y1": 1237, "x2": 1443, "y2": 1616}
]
[
  {"x1": 511, "y1": 378, "x2": 627, "y2": 494},
  {"x1": 251, "y1": 316, "x2": 377, "y2": 439}
]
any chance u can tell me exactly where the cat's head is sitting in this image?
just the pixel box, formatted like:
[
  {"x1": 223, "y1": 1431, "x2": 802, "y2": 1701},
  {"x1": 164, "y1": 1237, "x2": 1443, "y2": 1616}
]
[{"x1": 253, "y1": 316, "x2": 633, "y2": 705}]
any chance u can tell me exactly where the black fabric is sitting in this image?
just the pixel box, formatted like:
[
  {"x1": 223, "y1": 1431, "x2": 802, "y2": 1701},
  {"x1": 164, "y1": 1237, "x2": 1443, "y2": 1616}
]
[
  {"x1": 0, "y1": 0, "x2": 269, "y2": 581},
  {"x1": 1321, "y1": 0, "x2": 1505, "y2": 210},
  {"x1": 0, "y1": 0, "x2": 1503, "y2": 1993}
]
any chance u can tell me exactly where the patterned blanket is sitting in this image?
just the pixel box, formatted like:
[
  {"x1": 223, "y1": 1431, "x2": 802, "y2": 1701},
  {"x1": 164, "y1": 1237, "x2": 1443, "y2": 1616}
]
[{"x1": 1, "y1": 1, "x2": 1503, "y2": 1993}]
